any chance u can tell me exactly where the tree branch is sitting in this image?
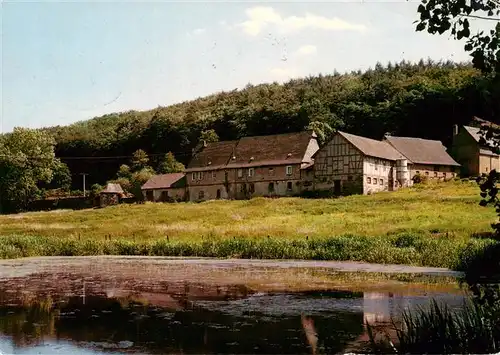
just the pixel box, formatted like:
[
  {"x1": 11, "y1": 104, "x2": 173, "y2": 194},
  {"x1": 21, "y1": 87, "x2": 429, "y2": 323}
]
[{"x1": 461, "y1": 14, "x2": 500, "y2": 21}]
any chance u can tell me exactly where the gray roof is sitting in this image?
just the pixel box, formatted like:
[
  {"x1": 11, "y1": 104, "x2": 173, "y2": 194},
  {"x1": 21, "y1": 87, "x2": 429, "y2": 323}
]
[
  {"x1": 385, "y1": 136, "x2": 460, "y2": 166},
  {"x1": 101, "y1": 183, "x2": 124, "y2": 194},
  {"x1": 338, "y1": 131, "x2": 403, "y2": 161},
  {"x1": 464, "y1": 125, "x2": 496, "y2": 147}
]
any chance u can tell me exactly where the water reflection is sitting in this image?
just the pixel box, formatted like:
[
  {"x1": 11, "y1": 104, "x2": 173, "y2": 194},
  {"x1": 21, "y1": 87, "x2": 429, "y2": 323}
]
[{"x1": 0, "y1": 273, "x2": 465, "y2": 354}]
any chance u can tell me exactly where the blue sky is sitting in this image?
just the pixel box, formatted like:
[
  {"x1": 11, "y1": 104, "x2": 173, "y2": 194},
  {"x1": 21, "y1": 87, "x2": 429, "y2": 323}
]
[{"x1": 1, "y1": 0, "x2": 472, "y2": 133}]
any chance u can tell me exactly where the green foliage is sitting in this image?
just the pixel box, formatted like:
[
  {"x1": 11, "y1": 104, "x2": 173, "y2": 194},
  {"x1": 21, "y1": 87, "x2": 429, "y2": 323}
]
[
  {"x1": 129, "y1": 167, "x2": 155, "y2": 199},
  {"x1": 90, "y1": 183, "x2": 104, "y2": 198},
  {"x1": 199, "y1": 129, "x2": 219, "y2": 144},
  {"x1": 46, "y1": 62, "x2": 498, "y2": 185},
  {"x1": 117, "y1": 164, "x2": 131, "y2": 179},
  {"x1": 0, "y1": 233, "x2": 491, "y2": 269},
  {"x1": 0, "y1": 128, "x2": 62, "y2": 213},
  {"x1": 415, "y1": 0, "x2": 500, "y2": 74},
  {"x1": 306, "y1": 121, "x2": 335, "y2": 145},
  {"x1": 368, "y1": 298, "x2": 500, "y2": 354},
  {"x1": 131, "y1": 149, "x2": 149, "y2": 171},
  {"x1": 158, "y1": 152, "x2": 185, "y2": 174}
]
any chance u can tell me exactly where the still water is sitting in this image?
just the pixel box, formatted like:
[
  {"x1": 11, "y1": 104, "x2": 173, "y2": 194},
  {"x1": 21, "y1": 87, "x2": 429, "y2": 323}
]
[{"x1": 0, "y1": 257, "x2": 466, "y2": 354}]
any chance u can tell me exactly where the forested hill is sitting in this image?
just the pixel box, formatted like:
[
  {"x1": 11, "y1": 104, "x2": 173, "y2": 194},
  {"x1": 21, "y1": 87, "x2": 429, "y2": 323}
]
[{"x1": 45, "y1": 60, "x2": 499, "y2": 187}]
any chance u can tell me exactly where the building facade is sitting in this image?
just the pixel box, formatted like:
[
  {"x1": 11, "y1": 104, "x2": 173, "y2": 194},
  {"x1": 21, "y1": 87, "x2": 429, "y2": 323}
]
[
  {"x1": 313, "y1": 131, "x2": 406, "y2": 195},
  {"x1": 141, "y1": 173, "x2": 187, "y2": 202},
  {"x1": 451, "y1": 124, "x2": 500, "y2": 177},
  {"x1": 313, "y1": 131, "x2": 459, "y2": 196},
  {"x1": 384, "y1": 135, "x2": 460, "y2": 180},
  {"x1": 184, "y1": 131, "x2": 319, "y2": 201}
]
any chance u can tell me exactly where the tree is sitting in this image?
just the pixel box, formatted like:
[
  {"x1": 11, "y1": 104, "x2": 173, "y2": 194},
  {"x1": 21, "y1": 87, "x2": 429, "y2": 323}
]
[
  {"x1": 131, "y1": 149, "x2": 149, "y2": 171},
  {"x1": 158, "y1": 152, "x2": 185, "y2": 174},
  {"x1": 415, "y1": 0, "x2": 500, "y2": 74},
  {"x1": 117, "y1": 164, "x2": 131, "y2": 178},
  {"x1": 199, "y1": 129, "x2": 219, "y2": 144},
  {"x1": 306, "y1": 121, "x2": 334, "y2": 145},
  {"x1": 0, "y1": 128, "x2": 62, "y2": 213},
  {"x1": 130, "y1": 167, "x2": 155, "y2": 199}
]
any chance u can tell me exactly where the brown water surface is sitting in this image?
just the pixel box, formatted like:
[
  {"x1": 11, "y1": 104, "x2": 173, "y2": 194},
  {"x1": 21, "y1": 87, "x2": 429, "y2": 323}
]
[{"x1": 0, "y1": 257, "x2": 466, "y2": 354}]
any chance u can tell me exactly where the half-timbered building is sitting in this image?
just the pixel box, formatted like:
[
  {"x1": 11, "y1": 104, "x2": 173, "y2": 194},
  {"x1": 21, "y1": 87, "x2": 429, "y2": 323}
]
[{"x1": 313, "y1": 131, "x2": 459, "y2": 195}]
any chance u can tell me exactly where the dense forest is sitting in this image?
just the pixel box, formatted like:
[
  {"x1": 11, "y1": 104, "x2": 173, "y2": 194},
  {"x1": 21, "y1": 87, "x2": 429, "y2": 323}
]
[{"x1": 43, "y1": 60, "x2": 499, "y2": 188}]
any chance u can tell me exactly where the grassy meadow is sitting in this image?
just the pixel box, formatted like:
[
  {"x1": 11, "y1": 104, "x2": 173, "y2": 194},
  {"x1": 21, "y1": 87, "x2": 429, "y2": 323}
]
[{"x1": 0, "y1": 180, "x2": 498, "y2": 269}]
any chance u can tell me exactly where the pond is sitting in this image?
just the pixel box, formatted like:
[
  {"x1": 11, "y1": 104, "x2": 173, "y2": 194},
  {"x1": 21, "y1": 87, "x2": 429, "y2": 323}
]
[{"x1": 0, "y1": 257, "x2": 466, "y2": 354}]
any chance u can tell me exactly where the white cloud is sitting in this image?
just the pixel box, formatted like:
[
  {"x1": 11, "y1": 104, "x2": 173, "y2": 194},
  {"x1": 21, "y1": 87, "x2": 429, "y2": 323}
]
[
  {"x1": 191, "y1": 28, "x2": 206, "y2": 36},
  {"x1": 296, "y1": 45, "x2": 317, "y2": 56},
  {"x1": 238, "y1": 6, "x2": 367, "y2": 36}
]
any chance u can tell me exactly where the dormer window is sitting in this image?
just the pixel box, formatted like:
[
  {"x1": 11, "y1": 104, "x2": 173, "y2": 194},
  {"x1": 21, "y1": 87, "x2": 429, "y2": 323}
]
[
  {"x1": 287, "y1": 153, "x2": 292, "y2": 158},
  {"x1": 250, "y1": 156, "x2": 254, "y2": 161}
]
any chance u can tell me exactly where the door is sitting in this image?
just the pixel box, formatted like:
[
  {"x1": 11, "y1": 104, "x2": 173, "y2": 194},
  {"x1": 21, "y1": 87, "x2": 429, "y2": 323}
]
[{"x1": 334, "y1": 180, "x2": 341, "y2": 195}]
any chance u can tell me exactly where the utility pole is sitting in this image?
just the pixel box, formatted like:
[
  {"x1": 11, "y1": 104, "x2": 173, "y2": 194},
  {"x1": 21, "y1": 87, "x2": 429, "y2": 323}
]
[{"x1": 80, "y1": 173, "x2": 88, "y2": 197}]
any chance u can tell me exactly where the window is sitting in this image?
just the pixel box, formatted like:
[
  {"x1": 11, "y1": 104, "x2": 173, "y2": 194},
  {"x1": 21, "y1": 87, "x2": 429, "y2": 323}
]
[
  {"x1": 199, "y1": 172, "x2": 204, "y2": 180},
  {"x1": 347, "y1": 176, "x2": 353, "y2": 181},
  {"x1": 237, "y1": 169, "x2": 243, "y2": 178},
  {"x1": 425, "y1": 171, "x2": 429, "y2": 176},
  {"x1": 367, "y1": 177, "x2": 371, "y2": 184},
  {"x1": 198, "y1": 191, "x2": 204, "y2": 199},
  {"x1": 434, "y1": 171, "x2": 438, "y2": 177},
  {"x1": 286, "y1": 165, "x2": 293, "y2": 175},
  {"x1": 249, "y1": 183, "x2": 255, "y2": 193},
  {"x1": 375, "y1": 165, "x2": 378, "y2": 171},
  {"x1": 216, "y1": 189, "x2": 221, "y2": 199},
  {"x1": 212, "y1": 171, "x2": 217, "y2": 179},
  {"x1": 161, "y1": 191, "x2": 168, "y2": 201},
  {"x1": 248, "y1": 168, "x2": 255, "y2": 177},
  {"x1": 268, "y1": 182, "x2": 275, "y2": 193},
  {"x1": 486, "y1": 167, "x2": 490, "y2": 172},
  {"x1": 192, "y1": 173, "x2": 196, "y2": 181},
  {"x1": 416, "y1": 171, "x2": 420, "y2": 175},
  {"x1": 269, "y1": 167, "x2": 274, "y2": 175},
  {"x1": 240, "y1": 184, "x2": 246, "y2": 193},
  {"x1": 373, "y1": 178, "x2": 378, "y2": 185},
  {"x1": 287, "y1": 181, "x2": 293, "y2": 191},
  {"x1": 380, "y1": 179, "x2": 384, "y2": 185}
]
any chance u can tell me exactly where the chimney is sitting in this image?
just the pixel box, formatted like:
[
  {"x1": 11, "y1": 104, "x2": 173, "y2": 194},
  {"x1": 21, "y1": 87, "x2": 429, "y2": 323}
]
[{"x1": 453, "y1": 125, "x2": 459, "y2": 136}]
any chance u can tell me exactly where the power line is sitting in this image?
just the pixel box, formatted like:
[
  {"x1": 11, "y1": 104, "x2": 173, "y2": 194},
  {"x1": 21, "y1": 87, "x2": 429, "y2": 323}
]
[{"x1": 0, "y1": 150, "x2": 193, "y2": 161}]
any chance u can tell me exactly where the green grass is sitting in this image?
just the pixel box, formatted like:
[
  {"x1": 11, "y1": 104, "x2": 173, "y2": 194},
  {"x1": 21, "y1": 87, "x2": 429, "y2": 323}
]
[
  {"x1": 0, "y1": 180, "x2": 498, "y2": 268},
  {"x1": 368, "y1": 298, "x2": 500, "y2": 354}
]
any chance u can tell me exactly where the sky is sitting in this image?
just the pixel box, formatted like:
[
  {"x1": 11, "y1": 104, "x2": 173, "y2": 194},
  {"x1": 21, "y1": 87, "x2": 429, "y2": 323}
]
[{"x1": 1, "y1": 0, "x2": 473, "y2": 133}]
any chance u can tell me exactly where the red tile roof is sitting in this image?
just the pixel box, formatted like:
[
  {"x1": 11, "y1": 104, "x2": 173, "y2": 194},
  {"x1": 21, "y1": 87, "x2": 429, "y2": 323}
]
[
  {"x1": 186, "y1": 141, "x2": 238, "y2": 172},
  {"x1": 141, "y1": 173, "x2": 186, "y2": 190},
  {"x1": 186, "y1": 131, "x2": 317, "y2": 171}
]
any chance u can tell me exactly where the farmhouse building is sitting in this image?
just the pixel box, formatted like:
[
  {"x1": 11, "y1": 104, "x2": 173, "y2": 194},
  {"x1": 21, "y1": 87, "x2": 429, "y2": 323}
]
[
  {"x1": 313, "y1": 131, "x2": 459, "y2": 195},
  {"x1": 185, "y1": 131, "x2": 319, "y2": 201},
  {"x1": 451, "y1": 122, "x2": 500, "y2": 177},
  {"x1": 384, "y1": 136, "x2": 460, "y2": 180},
  {"x1": 141, "y1": 173, "x2": 186, "y2": 202}
]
